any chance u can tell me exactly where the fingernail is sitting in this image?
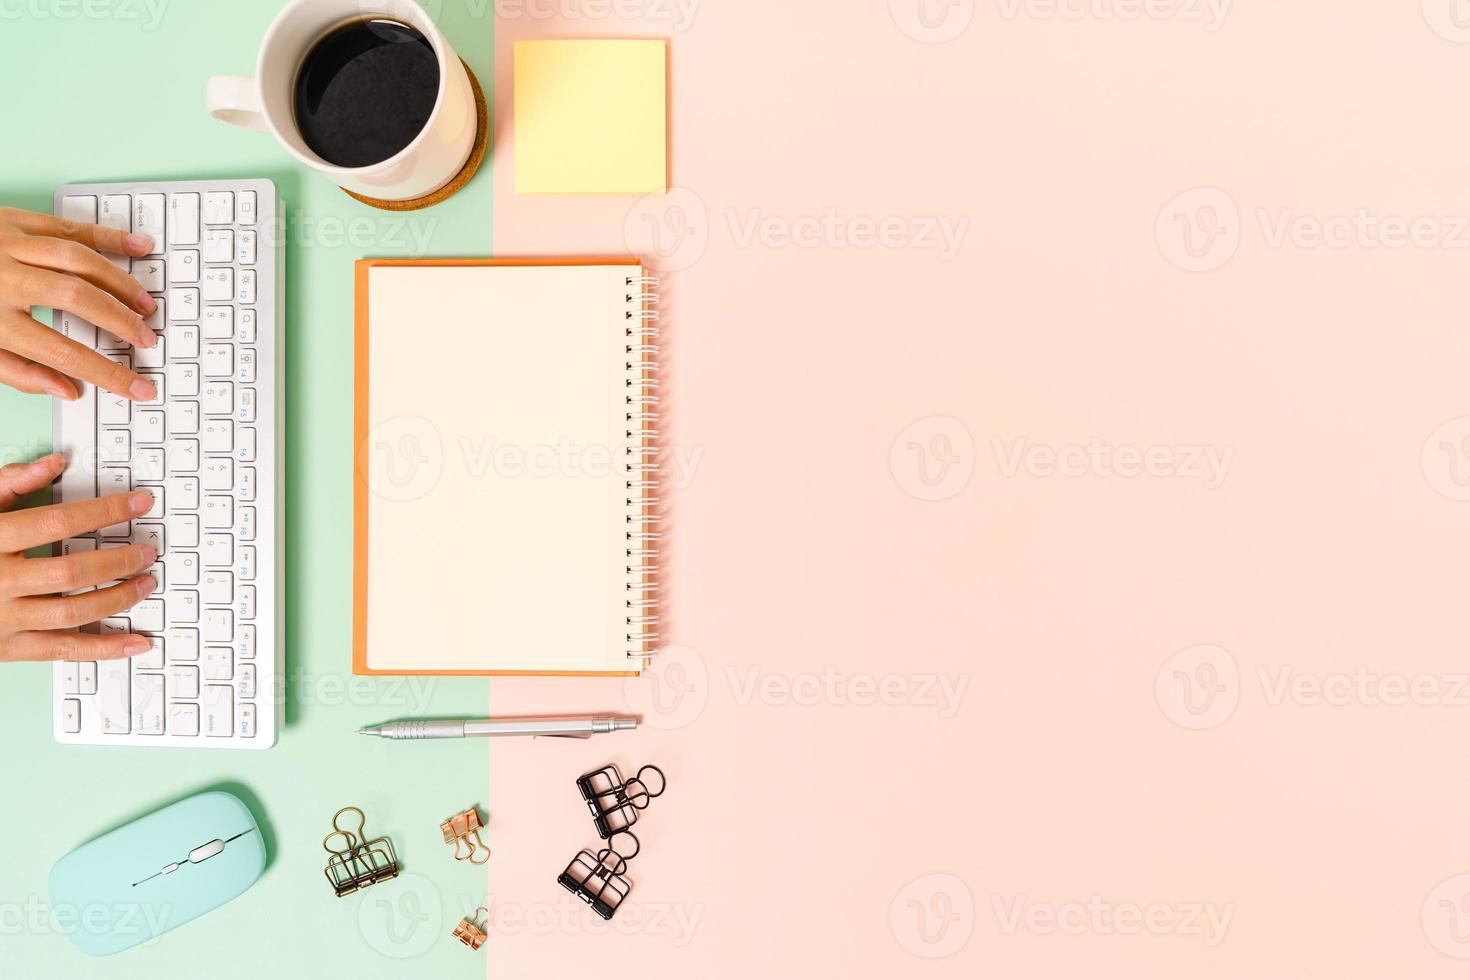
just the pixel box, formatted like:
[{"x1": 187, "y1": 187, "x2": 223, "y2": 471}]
[
  {"x1": 125, "y1": 233, "x2": 153, "y2": 255},
  {"x1": 128, "y1": 491, "x2": 153, "y2": 515},
  {"x1": 135, "y1": 576, "x2": 157, "y2": 597},
  {"x1": 136, "y1": 291, "x2": 157, "y2": 314},
  {"x1": 128, "y1": 377, "x2": 155, "y2": 402},
  {"x1": 139, "y1": 544, "x2": 157, "y2": 564},
  {"x1": 46, "y1": 380, "x2": 78, "y2": 400},
  {"x1": 138, "y1": 324, "x2": 158, "y2": 348},
  {"x1": 123, "y1": 636, "x2": 151, "y2": 655}
]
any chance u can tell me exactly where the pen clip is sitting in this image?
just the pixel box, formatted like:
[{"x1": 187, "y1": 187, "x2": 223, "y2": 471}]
[{"x1": 538, "y1": 732, "x2": 593, "y2": 739}]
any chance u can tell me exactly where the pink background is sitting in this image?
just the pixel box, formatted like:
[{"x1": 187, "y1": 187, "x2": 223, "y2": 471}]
[{"x1": 486, "y1": 1, "x2": 1470, "y2": 976}]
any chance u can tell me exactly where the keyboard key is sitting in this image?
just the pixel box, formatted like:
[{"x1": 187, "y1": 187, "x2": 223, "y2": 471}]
[
  {"x1": 204, "y1": 459, "x2": 233, "y2": 492},
  {"x1": 135, "y1": 635, "x2": 165, "y2": 670},
  {"x1": 203, "y1": 496, "x2": 233, "y2": 530},
  {"x1": 170, "y1": 399, "x2": 200, "y2": 436},
  {"x1": 139, "y1": 372, "x2": 166, "y2": 406},
  {"x1": 237, "y1": 546, "x2": 256, "y2": 582},
  {"x1": 132, "y1": 257, "x2": 165, "y2": 292},
  {"x1": 62, "y1": 699, "x2": 81, "y2": 733},
  {"x1": 171, "y1": 665, "x2": 200, "y2": 699},
  {"x1": 135, "y1": 448, "x2": 166, "y2": 482},
  {"x1": 203, "y1": 571, "x2": 233, "y2": 604},
  {"x1": 169, "y1": 193, "x2": 200, "y2": 245},
  {"x1": 132, "y1": 599, "x2": 165, "y2": 633},
  {"x1": 97, "y1": 658, "x2": 130, "y2": 734},
  {"x1": 61, "y1": 662, "x2": 80, "y2": 694},
  {"x1": 203, "y1": 533, "x2": 233, "y2": 566},
  {"x1": 144, "y1": 298, "x2": 164, "y2": 337},
  {"x1": 169, "y1": 286, "x2": 199, "y2": 320},
  {"x1": 238, "y1": 389, "x2": 257, "y2": 424},
  {"x1": 169, "y1": 438, "x2": 200, "y2": 473},
  {"x1": 236, "y1": 624, "x2": 256, "y2": 660},
  {"x1": 172, "y1": 552, "x2": 200, "y2": 586},
  {"x1": 204, "y1": 609, "x2": 233, "y2": 644},
  {"x1": 237, "y1": 229, "x2": 257, "y2": 265},
  {"x1": 239, "y1": 466, "x2": 256, "y2": 501},
  {"x1": 173, "y1": 324, "x2": 201, "y2": 360},
  {"x1": 133, "y1": 673, "x2": 164, "y2": 734},
  {"x1": 100, "y1": 430, "x2": 131, "y2": 463},
  {"x1": 203, "y1": 420, "x2": 233, "y2": 454},
  {"x1": 174, "y1": 590, "x2": 200, "y2": 623},
  {"x1": 203, "y1": 644, "x2": 232, "y2": 680},
  {"x1": 171, "y1": 514, "x2": 200, "y2": 548},
  {"x1": 135, "y1": 523, "x2": 164, "y2": 554},
  {"x1": 239, "y1": 507, "x2": 256, "y2": 541},
  {"x1": 168, "y1": 627, "x2": 199, "y2": 661},
  {"x1": 168, "y1": 477, "x2": 200, "y2": 511},
  {"x1": 136, "y1": 410, "x2": 166, "y2": 445},
  {"x1": 203, "y1": 191, "x2": 234, "y2": 225},
  {"x1": 136, "y1": 337, "x2": 165, "y2": 371},
  {"x1": 238, "y1": 190, "x2": 257, "y2": 225},
  {"x1": 169, "y1": 702, "x2": 199, "y2": 736},
  {"x1": 99, "y1": 195, "x2": 131, "y2": 270},
  {"x1": 140, "y1": 486, "x2": 165, "y2": 520},
  {"x1": 202, "y1": 228, "x2": 233, "y2": 262},
  {"x1": 204, "y1": 344, "x2": 234, "y2": 379},
  {"x1": 78, "y1": 660, "x2": 97, "y2": 695},
  {"x1": 237, "y1": 308, "x2": 256, "y2": 343},
  {"x1": 237, "y1": 428, "x2": 257, "y2": 462},
  {"x1": 203, "y1": 268, "x2": 233, "y2": 302},
  {"x1": 135, "y1": 193, "x2": 166, "y2": 250},
  {"x1": 237, "y1": 349, "x2": 256, "y2": 383},
  {"x1": 203, "y1": 382, "x2": 233, "y2": 415},
  {"x1": 203, "y1": 305, "x2": 233, "y2": 339},
  {"x1": 239, "y1": 702, "x2": 256, "y2": 738},
  {"x1": 238, "y1": 584, "x2": 256, "y2": 621},
  {"x1": 99, "y1": 467, "x2": 131, "y2": 496},
  {"x1": 59, "y1": 309, "x2": 96, "y2": 348},
  {"x1": 167, "y1": 250, "x2": 199, "y2": 284},
  {"x1": 237, "y1": 270, "x2": 256, "y2": 304},
  {"x1": 61, "y1": 195, "x2": 97, "y2": 224},
  {"x1": 238, "y1": 664, "x2": 256, "y2": 699},
  {"x1": 171, "y1": 362, "x2": 201, "y2": 397},
  {"x1": 202, "y1": 684, "x2": 233, "y2": 736}
]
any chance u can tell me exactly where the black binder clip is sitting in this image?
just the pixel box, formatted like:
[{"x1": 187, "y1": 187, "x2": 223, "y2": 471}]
[
  {"x1": 323, "y1": 806, "x2": 400, "y2": 898},
  {"x1": 558, "y1": 831, "x2": 639, "y2": 920},
  {"x1": 576, "y1": 764, "x2": 666, "y2": 838}
]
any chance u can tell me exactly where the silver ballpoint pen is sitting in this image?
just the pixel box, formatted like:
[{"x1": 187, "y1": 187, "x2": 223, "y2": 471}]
[{"x1": 357, "y1": 718, "x2": 638, "y2": 740}]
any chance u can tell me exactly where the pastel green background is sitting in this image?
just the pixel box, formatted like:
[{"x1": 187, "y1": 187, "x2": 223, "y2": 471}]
[{"x1": 0, "y1": 3, "x2": 493, "y2": 977}]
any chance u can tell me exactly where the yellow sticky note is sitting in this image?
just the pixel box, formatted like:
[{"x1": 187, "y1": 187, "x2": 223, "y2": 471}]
[{"x1": 514, "y1": 39, "x2": 667, "y2": 195}]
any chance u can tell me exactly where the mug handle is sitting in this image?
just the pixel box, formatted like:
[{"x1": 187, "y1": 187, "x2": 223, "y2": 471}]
[{"x1": 206, "y1": 76, "x2": 268, "y2": 132}]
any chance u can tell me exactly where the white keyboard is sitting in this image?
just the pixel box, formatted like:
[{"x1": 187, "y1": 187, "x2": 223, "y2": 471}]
[{"x1": 50, "y1": 179, "x2": 282, "y2": 749}]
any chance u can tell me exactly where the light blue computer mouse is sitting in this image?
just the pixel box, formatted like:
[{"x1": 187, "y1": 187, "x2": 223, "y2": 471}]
[{"x1": 48, "y1": 790, "x2": 266, "y2": 956}]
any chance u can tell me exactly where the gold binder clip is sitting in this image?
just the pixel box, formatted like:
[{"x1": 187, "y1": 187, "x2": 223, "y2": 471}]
[
  {"x1": 323, "y1": 806, "x2": 400, "y2": 898},
  {"x1": 441, "y1": 805, "x2": 490, "y2": 865},
  {"x1": 453, "y1": 907, "x2": 490, "y2": 950}
]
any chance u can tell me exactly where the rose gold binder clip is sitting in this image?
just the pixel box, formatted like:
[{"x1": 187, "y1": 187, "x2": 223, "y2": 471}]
[
  {"x1": 453, "y1": 907, "x2": 490, "y2": 950},
  {"x1": 441, "y1": 805, "x2": 490, "y2": 864}
]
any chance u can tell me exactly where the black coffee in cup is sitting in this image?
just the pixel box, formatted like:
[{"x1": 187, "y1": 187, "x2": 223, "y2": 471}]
[{"x1": 293, "y1": 19, "x2": 440, "y2": 169}]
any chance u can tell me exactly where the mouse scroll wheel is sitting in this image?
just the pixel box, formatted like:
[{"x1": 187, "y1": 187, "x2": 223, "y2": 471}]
[{"x1": 188, "y1": 839, "x2": 226, "y2": 864}]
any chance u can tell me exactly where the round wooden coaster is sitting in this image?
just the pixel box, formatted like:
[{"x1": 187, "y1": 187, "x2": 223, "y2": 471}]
[{"x1": 343, "y1": 59, "x2": 488, "y2": 212}]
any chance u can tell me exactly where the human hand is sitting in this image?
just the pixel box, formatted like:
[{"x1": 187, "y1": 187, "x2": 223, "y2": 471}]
[
  {"x1": 0, "y1": 453, "x2": 157, "y2": 663},
  {"x1": 0, "y1": 205, "x2": 158, "y2": 402}
]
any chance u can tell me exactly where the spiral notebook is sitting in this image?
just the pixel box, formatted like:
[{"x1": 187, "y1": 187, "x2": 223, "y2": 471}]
[{"x1": 352, "y1": 258, "x2": 661, "y2": 675}]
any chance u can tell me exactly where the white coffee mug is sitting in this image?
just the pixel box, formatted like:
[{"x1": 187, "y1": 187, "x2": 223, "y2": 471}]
[{"x1": 206, "y1": 0, "x2": 476, "y2": 202}]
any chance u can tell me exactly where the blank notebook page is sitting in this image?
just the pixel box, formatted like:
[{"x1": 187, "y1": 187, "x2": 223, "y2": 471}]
[{"x1": 359, "y1": 264, "x2": 641, "y2": 673}]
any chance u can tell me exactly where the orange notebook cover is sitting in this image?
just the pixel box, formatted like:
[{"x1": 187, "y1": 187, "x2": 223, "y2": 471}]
[{"x1": 353, "y1": 258, "x2": 660, "y2": 676}]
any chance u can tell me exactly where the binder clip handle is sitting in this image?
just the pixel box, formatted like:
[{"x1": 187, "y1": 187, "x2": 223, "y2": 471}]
[
  {"x1": 453, "y1": 907, "x2": 490, "y2": 950},
  {"x1": 624, "y1": 765, "x2": 666, "y2": 809}
]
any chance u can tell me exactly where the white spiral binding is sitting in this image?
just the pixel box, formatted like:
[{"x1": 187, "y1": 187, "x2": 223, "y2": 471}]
[{"x1": 624, "y1": 275, "x2": 661, "y2": 665}]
